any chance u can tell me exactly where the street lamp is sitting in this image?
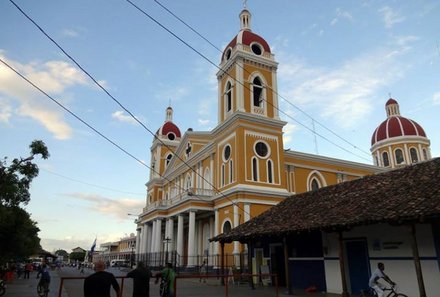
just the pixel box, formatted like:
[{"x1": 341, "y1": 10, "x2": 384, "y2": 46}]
[
  {"x1": 163, "y1": 237, "x2": 171, "y2": 264},
  {"x1": 130, "y1": 242, "x2": 135, "y2": 268},
  {"x1": 127, "y1": 213, "x2": 138, "y2": 224}
]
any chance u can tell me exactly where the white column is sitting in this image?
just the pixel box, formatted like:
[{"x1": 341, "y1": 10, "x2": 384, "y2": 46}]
[
  {"x1": 214, "y1": 209, "x2": 219, "y2": 255},
  {"x1": 155, "y1": 219, "x2": 162, "y2": 253},
  {"x1": 164, "y1": 218, "x2": 170, "y2": 243},
  {"x1": 210, "y1": 154, "x2": 214, "y2": 190},
  {"x1": 388, "y1": 146, "x2": 395, "y2": 168},
  {"x1": 143, "y1": 224, "x2": 149, "y2": 254},
  {"x1": 198, "y1": 219, "x2": 203, "y2": 261},
  {"x1": 233, "y1": 204, "x2": 240, "y2": 254},
  {"x1": 209, "y1": 216, "x2": 215, "y2": 256},
  {"x1": 375, "y1": 150, "x2": 381, "y2": 166},
  {"x1": 244, "y1": 203, "x2": 250, "y2": 251},
  {"x1": 177, "y1": 215, "x2": 184, "y2": 265},
  {"x1": 136, "y1": 228, "x2": 141, "y2": 255},
  {"x1": 147, "y1": 223, "x2": 153, "y2": 254},
  {"x1": 139, "y1": 225, "x2": 145, "y2": 254},
  {"x1": 404, "y1": 143, "x2": 410, "y2": 165},
  {"x1": 188, "y1": 211, "x2": 196, "y2": 266},
  {"x1": 236, "y1": 61, "x2": 245, "y2": 112},
  {"x1": 151, "y1": 220, "x2": 157, "y2": 253},
  {"x1": 272, "y1": 70, "x2": 280, "y2": 119},
  {"x1": 167, "y1": 218, "x2": 174, "y2": 251}
]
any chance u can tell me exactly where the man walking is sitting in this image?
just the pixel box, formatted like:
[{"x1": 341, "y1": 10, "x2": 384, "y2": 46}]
[
  {"x1": 126, "y1": 261, "x2": 153, "y2": 297},
  {"x1": 84, "y1": 261, "x2": 120, "y2": 297}
]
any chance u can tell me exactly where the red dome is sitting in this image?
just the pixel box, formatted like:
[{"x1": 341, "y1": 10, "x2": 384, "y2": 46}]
[
  {"x1": 386, "y1": 98, "x2": 398, "y2": 106},
  {"x1": 222, "y1": 30, "x2": 271, "y2": 61},
  {"x1": 157, "y1": 121, "x2": 181, "y2": 139},
  {"x1": 371, "y1": 116, "x2": 427, "y2": 145}
]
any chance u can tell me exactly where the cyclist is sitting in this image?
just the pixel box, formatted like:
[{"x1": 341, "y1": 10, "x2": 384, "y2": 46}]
[
  {"x1": 155, "y1": 262, "x2": 175, "y2": 297},
  {"x1": 369, "y1": 262, "x2": 395, "y2": 297},
  {"x1": 36, "y1": 263, "x2": 51, "y2": 296}
]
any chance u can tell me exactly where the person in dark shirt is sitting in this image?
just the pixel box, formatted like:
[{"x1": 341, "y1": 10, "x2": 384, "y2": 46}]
[
  {"x1": 126, "y1": 261, "x2": 152, "y2": 297},
  {"x1": 84, "y1": 261, "x2": 120, "y2": 297}
]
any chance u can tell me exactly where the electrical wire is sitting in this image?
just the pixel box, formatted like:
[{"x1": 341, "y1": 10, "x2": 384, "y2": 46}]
[
  {"x1": 153, "y1": 0, "x2": 372, "y2": 157},
  {"x1": 8, "y1": 0, "x2": 246, "y2": 218},
  {"x1": 125, "y1": 0, "x2": 371, "y2": 162},
  {"x1": 0, "y1": 57, "x2": 205, "y2": 206}
]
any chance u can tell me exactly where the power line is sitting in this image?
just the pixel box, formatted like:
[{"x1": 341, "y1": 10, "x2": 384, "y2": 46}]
[
  {"x1": 40, "y1": 168, "x2": 145, "y2": 196},
  {"x1": 0, "y1": 57, "x2": 146, "y2": 169},
  {"x1": 0, "y1": 57, "x2": 202, "y2": 204},
  {"x1": 125, "y1": 0, "x2": 371, "y2": 162},
  {"x1": 153, "y1": 0, "x2": 372, "y2": 158},
  {"x1": 8, "y1": 0, "x2": 250, "y2": 218}
]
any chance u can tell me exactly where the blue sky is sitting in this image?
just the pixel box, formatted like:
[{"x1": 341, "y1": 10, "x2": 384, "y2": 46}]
[{"x1": 1, "y1": 0, "x2": 439, "y2": 252}]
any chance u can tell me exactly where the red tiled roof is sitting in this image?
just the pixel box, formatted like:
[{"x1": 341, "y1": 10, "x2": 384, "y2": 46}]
[{"x1": 212, "y1": 158, "x2": 440, "y2": 243}]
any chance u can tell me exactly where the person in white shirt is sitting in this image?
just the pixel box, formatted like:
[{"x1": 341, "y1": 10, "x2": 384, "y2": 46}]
[{"x1": 369, "y1": 262, "x2": 395, "y2": 297}]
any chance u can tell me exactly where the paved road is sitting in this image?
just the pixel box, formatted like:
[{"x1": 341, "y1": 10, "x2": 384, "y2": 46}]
[{"x1": 4, "y1": 266, "x2": 339, "y2": 297}]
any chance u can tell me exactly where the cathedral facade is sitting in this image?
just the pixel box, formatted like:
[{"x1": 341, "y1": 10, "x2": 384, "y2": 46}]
[{"x1": 134, "y1": 6, "x2": 431, "y2": 271}]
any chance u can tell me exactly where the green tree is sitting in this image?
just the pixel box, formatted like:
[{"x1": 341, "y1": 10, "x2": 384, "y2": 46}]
[
  {"x1": 69, "y1": 252, "x2": 86, "y2": 262},
  {"x1": 1, "y1": 140, "x2": 49, "y2": 207},
  {"x1": 0, "y1": 140, "x2": 49, "y2": 264},
  {"x1": 55, "y1": 249, "x2": 69, "y2": 258}
]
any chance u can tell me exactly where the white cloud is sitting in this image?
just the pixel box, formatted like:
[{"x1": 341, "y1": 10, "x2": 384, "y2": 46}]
[
  {"x1": 62, "y1": 29, "x2": 79, "y2": 38},
  {"x1": 0, "y1": 97, "x2": 12, "y2": 123},
  {"x1": 198, "y1": 118, "x2": 210, "y2": 126},
  {"x1": 277, "y1": 40, "x2": 411, "y2": 129},
  {"x1": 66, "y1": 192, "x2": 144, "y2": 220},
  {"x1": 0, "y1": 53, "x2": 89, "y2": 139},
  {"x1": 433, "y1": 92, "x2": 440, "y2": 105},
  {"x1": 331, "y1": 8, "x2": 354, "y2": 26},
  {"x1": 379, "y1": 6, "x2": 405, "y2": 28},
  {"x1": 283, "y1": 122, "x2": 297, "y2": 146},
  {"x1": 111, "y1": 110, "x2": 138, "y2": 125}
]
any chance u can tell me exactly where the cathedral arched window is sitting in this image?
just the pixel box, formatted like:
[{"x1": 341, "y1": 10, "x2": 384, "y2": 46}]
[
  {"x1": 395, "y1": 148, "x2": 404, "y2": 165},
  {"x1": 185, "y1": 174, "x2": 192, "y2": 191},
  {"x1": 311, "y1": 178, "x2": 320, "y2": 191},
  {"x1": 252, "y1": 157, "x2": 258, "y2": 181},
  {"x1": 185, "y1": 142, "x2": 192, "y2": 159},
  {"x1": 203, "y1": 168, "x2": 211, "y2": 190},
  {"x1": 225, "y1": 82, "x2": 232, "y2": 113},
  {"x1": 165, "y1": 153, "x2": 172, "y2": 167},
  {"x1": 410, "y1": 147, "x2": 418, "y2": 163},
  {"x1": 382, "y1": 152, "x2": 390, "y2": 167},
  {"x1": 307, "y1": 171, "x2": 327, "y2": 192},
  {"x1": 422, "y1": 148, "x2": 428, "y2": 160},
  {"x1": 267, "y1": 159, "x2": 273, "y2": 183},
  {"x1": 221, "y1": 164, "x2": 225, "y2": 187},
  {"x1": 252, "y1": 77, "x2": 263, "y2": 107},
  {"x1": 229, "y1": 159, "x2": 234, "y2": 184},
  {"x1": 223, "y1": 221, "x2": 232, "y2": 233}
]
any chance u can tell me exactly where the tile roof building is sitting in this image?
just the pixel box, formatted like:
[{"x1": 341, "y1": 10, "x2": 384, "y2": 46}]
[{"x1": 133, "y1": 4, "x2": 434, "y2": 297}]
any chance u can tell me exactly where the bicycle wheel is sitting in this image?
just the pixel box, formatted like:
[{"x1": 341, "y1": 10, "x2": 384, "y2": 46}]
[
  {"x1": 0, "y1": 287, "x2": 5, "y2": 296},
  {"x1": 37, "y1": 284, "x2": 44, "y2": 297}
]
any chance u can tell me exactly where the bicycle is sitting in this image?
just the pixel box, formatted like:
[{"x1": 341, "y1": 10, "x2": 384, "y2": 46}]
[
  {"x1": 36, "y1": 279, "x2": 49, "y2": 297},
  {"x1": 359, "y1": 285, "x2": 408, "y2": 297},
  {"x1": 0, "y1": 279, "x2": 6, "y2": 296}
]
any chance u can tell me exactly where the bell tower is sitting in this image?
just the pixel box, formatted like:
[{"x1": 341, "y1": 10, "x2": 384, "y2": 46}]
[{"x1": 217, "y1": 7, "x2": 280, "y2": 125}]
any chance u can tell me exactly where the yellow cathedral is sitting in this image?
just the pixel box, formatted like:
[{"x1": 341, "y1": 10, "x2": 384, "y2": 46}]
[{"x1": 134, "y1": 6, "x2": 431, "y2": 269}]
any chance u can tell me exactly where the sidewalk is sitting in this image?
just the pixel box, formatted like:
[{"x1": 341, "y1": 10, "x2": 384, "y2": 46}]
[
  {"x1": 4, "y1": 269, "x2": 342, "y2": 297},
  {"x1": 4, "y1": 270, "x2": 68, "y2": 297}
]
